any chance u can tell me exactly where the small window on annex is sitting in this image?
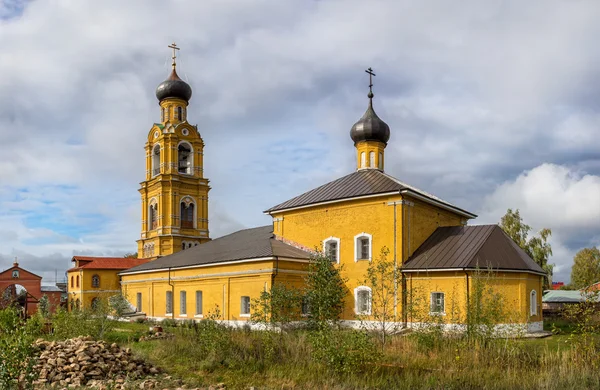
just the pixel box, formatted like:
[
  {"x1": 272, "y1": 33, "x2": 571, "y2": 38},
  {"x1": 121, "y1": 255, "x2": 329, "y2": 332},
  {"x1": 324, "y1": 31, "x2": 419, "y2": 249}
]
[
  {"x1": 530, "y1": 290, "x2": 537, "y2": 316},
  {"x1": 136, "y1": 292, "x2": 142, "y2": 312},
  {"x1": 180, "y1": 291, "x2": 187, "y2": 315},
  {"x1": 355, "y1": 233, "x2": 372, "y2": 261},
  {"x1": 355, "y1": 287, "x2": 371, "y2": 315},
  {"x1": 195, "y1": 291, "x2": 203, "y2": 316},
  {"x1": 323, "y1": 237, "x2": 340, "y2": 263},
  {"x1": 166, "y1": 291, "x2": 173, "y2": 314},
  {"x1": 70, "y1": 276, "x2": 74, "y2": 288},
  {"x1": 378, "y1": 152, "x2": 383, "y2": 169},
  {"x1": 369, "y1": 151, "x2": 375, "y2": 168},
  {"x1": 76, "y1": 275, "x2": 80, "y2": 288},
  {"x1": 430, "y1": 292, "x2": 445, "y2": 314},
  {"x1": 91, "y1": 297, "x2": 100, "y2": 311},
  {"x1": 360, "y1": 152, "x2": 366, "y2": 168},
  {"x1": 91, "y1": 274, "x2": 100, "y2": 288},
  {"x1": 240, "y1": 296, "x2": 251, "y2": 316}
]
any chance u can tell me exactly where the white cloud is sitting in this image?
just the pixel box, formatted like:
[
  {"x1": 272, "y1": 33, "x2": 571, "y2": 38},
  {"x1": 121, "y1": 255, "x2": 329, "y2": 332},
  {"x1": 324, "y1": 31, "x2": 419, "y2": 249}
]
[{"x1": 0, "y1": 0, "x2": 599, "y2": 283}]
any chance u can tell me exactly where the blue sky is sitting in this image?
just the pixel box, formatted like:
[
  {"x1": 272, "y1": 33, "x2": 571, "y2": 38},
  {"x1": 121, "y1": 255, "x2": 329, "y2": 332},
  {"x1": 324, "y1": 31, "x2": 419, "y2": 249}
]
[{"x1": 0, "y1": 0, "x2": 599, "y2": 284}]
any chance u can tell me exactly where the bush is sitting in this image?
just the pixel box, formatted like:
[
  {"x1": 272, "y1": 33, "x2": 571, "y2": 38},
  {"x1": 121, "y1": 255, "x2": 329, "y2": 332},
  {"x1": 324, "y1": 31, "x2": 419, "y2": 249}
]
[
  {"x1": 309, "y1": 328, "x2": 381, "y2": 374},
  {"x1": 0, "y1": 308, "x2": 42, "y2": 389}
]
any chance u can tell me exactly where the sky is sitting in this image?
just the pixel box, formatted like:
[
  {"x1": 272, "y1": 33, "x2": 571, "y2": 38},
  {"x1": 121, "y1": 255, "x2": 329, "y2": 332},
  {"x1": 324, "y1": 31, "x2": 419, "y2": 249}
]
[{"x1": 0, "y1": 0, "x2": 599, "y2": 285}]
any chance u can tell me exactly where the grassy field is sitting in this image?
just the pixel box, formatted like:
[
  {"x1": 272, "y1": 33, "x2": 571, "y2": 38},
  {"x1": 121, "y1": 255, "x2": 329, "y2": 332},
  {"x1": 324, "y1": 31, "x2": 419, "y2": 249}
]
[{"x1": 115, "y1": 320, "x2": 600, "y2": 390}]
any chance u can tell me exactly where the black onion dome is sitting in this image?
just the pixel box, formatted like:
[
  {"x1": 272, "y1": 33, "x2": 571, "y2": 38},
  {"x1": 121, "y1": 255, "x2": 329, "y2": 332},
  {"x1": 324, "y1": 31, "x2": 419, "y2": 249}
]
[
  {"x1": 155, "y1": 68, "x2": 192, "y2": 102},
  {"x1": 350, "y1": 98, "x2": 390, "y2": 145}
]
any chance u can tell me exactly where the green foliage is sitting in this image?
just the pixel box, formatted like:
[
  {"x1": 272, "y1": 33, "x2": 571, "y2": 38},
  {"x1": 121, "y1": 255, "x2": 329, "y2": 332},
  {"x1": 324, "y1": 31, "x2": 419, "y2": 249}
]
[
  {"x1": 466, "y1": 268, "x2": 510, "y2": 340},
  {"x1": 361, "y1": 246, "x2": 399, "y2": 346},
  {"x1": 304, "y1": 252, "x2": 348, "y2": 329},
  {"x1": 124, "y1": 252, "x2": 138, "y2": 258},
  {"x1": 51, "y1": 300, "x2": 116, "y2": 340},
  {"x1": 250, "y1": 283, "x2": 302, "y2": 330},
  {"x1": 500, "y1": 208, "x2": 554, "y2": 288},
  {"x1": 570, "y1": 247, "x2": 600, "y2": 290},
  {"x1": 0, "y1": 308, "x2": 41, "y2": 389},
  {"x1": 562, "y1": 290, "x2": 600, "y2": 365},
  {"x1": 109, "y1": 292, "x2": 132, "y2": 319},
  {"x1": 37, "y1": 295, "x2": 50, "y2": 319},
  {"x1": 309, "y1": 328, "x2": 381, "y2": 374}
]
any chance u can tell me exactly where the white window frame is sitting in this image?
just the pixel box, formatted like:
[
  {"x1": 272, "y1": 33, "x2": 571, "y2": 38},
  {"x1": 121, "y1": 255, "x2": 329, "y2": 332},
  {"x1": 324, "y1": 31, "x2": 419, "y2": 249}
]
[
  {"x1": 165, "y1": 291, "x2": 173, "y2": 316},
  {"x1": 354, "y1": 232, "x2": 372, "y2": 262},
  {"x1": 530, "y1": 290, "x2": 537, "y2": 316},
  {"x1": 360, "y1": 152, "x2": 366, "y2": 168},
  {"x1": 430, "y1": 292, "x2": 445, "y2": 315},
  {"x1": 177, "y1": 141, "x2": 194, "y2": 175},
  {"x1": 354, "y1": 286, "x2": 372, "y2": 315},
  {"x1": 179, "y1": 290, "x2": 187, "y2": 317},
  {"x1": 369, "y1": 151, "x2": 375, "y2": 168},
  {"x1": 195, "y1": 290, "x2": 203, "y2": 318},
  {"x1": 240, "y1": 296, "x2": 251, "y2": 317},
  {"x1": 322, "y1": 236, "x2": 341, "y2": 264}
]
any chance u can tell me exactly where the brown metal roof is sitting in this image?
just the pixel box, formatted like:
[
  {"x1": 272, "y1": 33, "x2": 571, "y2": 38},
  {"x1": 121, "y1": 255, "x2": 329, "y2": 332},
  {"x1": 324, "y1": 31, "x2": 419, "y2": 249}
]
[
  {"x1": 402, "y1": 225, "x2": 545, "y2": 274},
  {"x1": 264, "y1": 169, "x2": 476, "y2": 217},
  {"x1": 120, "y1": 225, "x2": 310, "y2": 274}
]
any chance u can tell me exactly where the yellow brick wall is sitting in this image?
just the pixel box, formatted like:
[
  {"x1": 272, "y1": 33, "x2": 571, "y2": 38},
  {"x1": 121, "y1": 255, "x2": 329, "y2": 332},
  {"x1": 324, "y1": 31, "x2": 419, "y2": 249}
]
[{"x1": 67, "y1": 269, "x2": 122, "y2": 310}]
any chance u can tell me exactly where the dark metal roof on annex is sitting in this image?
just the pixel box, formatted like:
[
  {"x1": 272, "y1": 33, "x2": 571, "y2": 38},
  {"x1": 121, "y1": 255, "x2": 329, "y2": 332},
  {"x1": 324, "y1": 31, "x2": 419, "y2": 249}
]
[
  {"x1": 264, "y1": 169, "x2": 476, "y2": 218},
  {"x1": 402, "y1": 225, "x2": 545, "y2": 274},
  {"x1": 120, "y1": 226, "x2": 311, "y2": 274}
]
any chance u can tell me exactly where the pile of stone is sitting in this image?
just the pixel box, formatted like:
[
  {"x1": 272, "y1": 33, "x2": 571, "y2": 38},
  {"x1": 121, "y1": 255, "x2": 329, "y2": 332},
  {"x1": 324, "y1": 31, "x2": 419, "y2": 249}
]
[
  {"x1": 139, "y1": 331, "x2": 175, "y2": 342},
  {"x1": 32, "y1": 336, "x2": 160, "y2": 388}
]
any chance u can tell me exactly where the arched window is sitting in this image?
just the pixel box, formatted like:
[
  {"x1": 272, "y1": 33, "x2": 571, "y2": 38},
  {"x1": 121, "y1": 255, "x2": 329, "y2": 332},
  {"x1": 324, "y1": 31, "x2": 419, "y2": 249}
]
[
  {"x1": 369, "y1": 151, "x2": 375, "y2": 168},
  {"x1": 70, "y1": 276, "x2": 74, "y2": 288},
  {"x1": 177, "y1": 106, "x2": 183, "y2": 121},
  {"x1": 91, "y1": 274, "x2": 100, "y2": 288},
  {"x1": 178, "y1": 142, "x2": 193, "y2": 174},
  {"x1": 165, "y1": 106, "x2": 170, "y2": 121},
  {"x1": 354, "y1": 232, "x2": 372, "y2": 261},
  {"x1": 360, "y1": 152, "x2": 366, "y2": 168},
  {"x1": 91, "y1": 297, "x2": 100, "y2": 311},
  {"x1": 161, "y1": 107, "x2": 165, "y2": 122},
  {"x1": 152, "y1": 144, "x2": 161, "y2": 176},
  {"x1": 322, "y1": 237, "x2": 340, "y2": 264},
  {"x1": 378, "y1": 152, "x2": 383, "y2": 169},
  {"x1": 354, "y1": 286, "x2": 372, "y2": 315},
  {"x1": 75, "y1": 298, "x2": 80, "y2": 310},
  {"x1": 182, "y1": 242, "x2": 186, "y2": 251},
  {"x1": 180, "y1": 201, "x2": 194, "y2": 229},
  {"x1": 530, "y1": 290, "x2": 538, "y2": 316},
  {"x1": 76, "y1": 275, "x2": 80, "y2": 288},
  {"x1": 149, "y1": 201, "x2": 158, "y2": 230}
]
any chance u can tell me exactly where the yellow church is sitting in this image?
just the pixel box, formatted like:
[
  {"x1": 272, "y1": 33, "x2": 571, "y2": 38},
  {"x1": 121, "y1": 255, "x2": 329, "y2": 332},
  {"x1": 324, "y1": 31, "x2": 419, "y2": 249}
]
[{"x1": 69, "y1": 46, "x2": 545, "y2": 334}]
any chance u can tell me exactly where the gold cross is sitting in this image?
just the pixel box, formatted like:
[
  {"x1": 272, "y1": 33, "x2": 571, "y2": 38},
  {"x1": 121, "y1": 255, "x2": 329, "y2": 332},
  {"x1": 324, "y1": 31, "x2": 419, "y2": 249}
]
[{"x1": 168, "y1": 42, "x2": 180, "y2": 68}]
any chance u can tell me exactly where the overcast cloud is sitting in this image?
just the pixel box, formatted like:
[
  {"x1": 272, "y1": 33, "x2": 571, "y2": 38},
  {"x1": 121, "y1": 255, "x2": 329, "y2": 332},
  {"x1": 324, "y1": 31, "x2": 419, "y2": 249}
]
[{"x1": 0, "y1": 0, "x2": 598, "y2": 284}]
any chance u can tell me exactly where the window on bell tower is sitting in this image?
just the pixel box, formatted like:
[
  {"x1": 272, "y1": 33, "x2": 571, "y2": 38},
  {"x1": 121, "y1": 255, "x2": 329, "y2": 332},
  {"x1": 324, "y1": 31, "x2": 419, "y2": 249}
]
[
  {"x1": 181, "y1": 201, "x2": 194, "y2": 229},
  {"x1": 369, "y1": 151, "x2": 375, "y2": 168},
  {"x1": 178, "y1": 142, "x2": 193, "y2": 174},
  {"x1": 149, "y1": 201, "x2": 158, "y2": 230},
  {"x1": 360, "y1": 152, "x2": 366, "y2": 168},
  {"x1": 152, "y1": 144, "x2": 161, "y2": 176},
  {"x1": 177, "y1": 106, "x2": 183, "y2": 121}
]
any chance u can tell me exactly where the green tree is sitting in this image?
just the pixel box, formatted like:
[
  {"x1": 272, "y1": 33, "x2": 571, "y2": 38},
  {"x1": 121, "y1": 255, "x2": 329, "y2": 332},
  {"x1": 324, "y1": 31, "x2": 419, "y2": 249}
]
[
  {"x1": 304, "y1": 253, "x2": 347, "y2": 329},
  {"x1": 123, "y1": 252, "x2": 138, "y2": 258},
  {"x1": 360, "y1": 247, "x2": 399, "y2": 346},
  {"x1": 570, "y1": 247, "x2": 600, "y2": 290},
  {"x1": 37, "y1": 295, "x2": 50, "y2": 319},
  {"x1": 500, "y1": 208, "x2": 553, "y2": 288},
  {"x1": 251, "y1": 283, "x2": 302, "y2": 330}
]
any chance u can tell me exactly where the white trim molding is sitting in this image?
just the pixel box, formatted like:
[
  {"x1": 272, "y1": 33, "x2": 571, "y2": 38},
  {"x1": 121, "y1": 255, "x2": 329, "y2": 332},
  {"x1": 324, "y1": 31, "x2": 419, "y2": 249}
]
[
  {"x1": 354, "y1": 232, "x2": 372, "y2": 262},
  {"x1": 322, "y1": 236, "x2": 341, "y2": 264}
]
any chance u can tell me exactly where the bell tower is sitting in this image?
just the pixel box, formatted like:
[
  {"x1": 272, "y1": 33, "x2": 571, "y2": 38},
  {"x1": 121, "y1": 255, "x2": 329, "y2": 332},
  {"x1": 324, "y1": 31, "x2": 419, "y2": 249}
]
[{"x1": 137, "y1": 43, "x2": 211, "y2": 259}]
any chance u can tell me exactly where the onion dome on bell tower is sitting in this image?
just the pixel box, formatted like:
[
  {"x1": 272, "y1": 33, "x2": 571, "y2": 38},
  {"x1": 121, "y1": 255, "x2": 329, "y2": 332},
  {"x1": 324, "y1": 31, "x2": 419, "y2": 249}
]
[
  {"x1": 156, "y1": 43, "x2": 192, "y2": 103},
  {"x1": 350, "y1": 68, "x2": 390, "y2": 171}
]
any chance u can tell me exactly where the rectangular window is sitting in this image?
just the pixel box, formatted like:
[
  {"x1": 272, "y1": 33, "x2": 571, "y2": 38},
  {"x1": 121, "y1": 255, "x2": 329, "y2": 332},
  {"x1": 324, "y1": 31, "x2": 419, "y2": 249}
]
[
  {"x1": 166, "y1": 291, "x2": 173, "y2": 314},
  {"x1": 301, "y1": 296, "x2": 311, "y2": 316},
  {"x1": 195, "y1": 291, "x2": 203, "y2": 316},
  {"x1": 326, "y1": 241, "x2": 338, "y2": 262},
  {"x1": 356, "y1": 289, "x2": 371, "y2": 315},
  {"x1": 360, "y1": 238, "x2": 370, "y2": 260},
  {"x1": 430, "y1": 292, "x2": 445, "y2": 314},
  {"x1": 136, "y1": 292, "x2": 142, "y2": 312},
  {"x1": 180, "y1": 291, "x2": 187, "y2": 315},
  {"x1": 240, "y1": 296, "x2": 250, "y2": 316}
]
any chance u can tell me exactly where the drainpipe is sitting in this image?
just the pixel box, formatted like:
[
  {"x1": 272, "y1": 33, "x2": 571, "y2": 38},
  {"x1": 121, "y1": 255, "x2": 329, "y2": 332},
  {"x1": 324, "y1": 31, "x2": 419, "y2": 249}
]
[
  {"x1": 168, "y1": 267, "x2": 174, "y2": 320},
  {"x1": 465, "y1": 270, "x2": 470, "y2": 328},
  {"x1": 272, "y1": 256, "x2": 279, "y2": 287}
]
